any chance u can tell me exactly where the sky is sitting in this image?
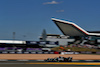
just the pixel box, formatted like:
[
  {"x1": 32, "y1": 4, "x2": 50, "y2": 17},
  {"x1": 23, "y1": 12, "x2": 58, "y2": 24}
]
[{"x1": 0, "y1": 0, "x2": 100, "y2": 41}]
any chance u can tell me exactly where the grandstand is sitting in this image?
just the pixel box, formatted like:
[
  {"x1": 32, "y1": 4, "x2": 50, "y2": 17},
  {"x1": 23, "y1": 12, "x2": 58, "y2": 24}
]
[{"x1": 51, "y1": 18, "x2": 100, "y2": 46}]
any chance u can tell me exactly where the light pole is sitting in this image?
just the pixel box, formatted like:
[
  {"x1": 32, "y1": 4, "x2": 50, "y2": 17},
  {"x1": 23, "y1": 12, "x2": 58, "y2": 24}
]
[{"x1": 13, "y1": 32, "x2": 15, "y2": 40}]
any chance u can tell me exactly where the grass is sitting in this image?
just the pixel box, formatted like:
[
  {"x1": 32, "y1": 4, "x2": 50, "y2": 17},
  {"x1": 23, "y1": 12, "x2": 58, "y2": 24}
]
[{"x1": 51, "y1": 47, "x2": 100, "y2": 52}]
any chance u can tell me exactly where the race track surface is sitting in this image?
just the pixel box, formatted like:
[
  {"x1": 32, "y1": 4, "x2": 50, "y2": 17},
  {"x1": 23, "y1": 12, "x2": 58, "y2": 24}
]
[
  {"x1": 0, "y1": 62, "x2": 100, "y2": 67},
  {"x1": 0, "y1": 54, "x2": 100, "y2": 60}
]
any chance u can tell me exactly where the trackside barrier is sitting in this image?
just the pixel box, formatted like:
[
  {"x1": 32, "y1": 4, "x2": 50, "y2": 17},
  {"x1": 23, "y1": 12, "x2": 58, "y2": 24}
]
[
  {"x1": 96, "y1": 52, "x2": 100, "y2": 54},
  {"x1": 9, "y1": 51, "x2": 15, "y2": 54},
  {"x1": 54, "y1": 51, "x2": 59, "y2": 54},
  {"x1": 43, "y1": 52, "x2": 49, "y2": 54},
  {"x1": 0, "y1": 51, "x2": 55, "y2": 54},
  {"x1": 0, "y1": 51, "x2": 100, "y2": 54},
  {"x1": 81, "y1": 52, "x2": 96, "y2": 54},
  {"x1": 23, "y1": 52, "x2": 30, "y2": 54},
  {"x1": 17, "y1": 52, "x2": 22, "y2": 54},
  {"x1": 37, "y1": 52, "x2": 43, "y2": 54},
  {"x1": 30, "y1": 52, "x2": 37, "y2": 54},
  {"x1": 81, "y1": 52, "x2": 92, "y2": 54},
  {"x1": 61, "y1": 52, "x2": 79, "y2": 54},
  {"x1": 1, "y1": 51, "x2": 8, "y2": 54}
]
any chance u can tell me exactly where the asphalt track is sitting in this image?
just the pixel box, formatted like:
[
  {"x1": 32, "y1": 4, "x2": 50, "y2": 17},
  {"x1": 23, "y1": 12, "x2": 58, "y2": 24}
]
[
  {"x1": 0, "y1": 64, "x2": 100, "y2": 67},
  {"x1": 0, "y1": 61, "x2": 100, "y2": 67}
]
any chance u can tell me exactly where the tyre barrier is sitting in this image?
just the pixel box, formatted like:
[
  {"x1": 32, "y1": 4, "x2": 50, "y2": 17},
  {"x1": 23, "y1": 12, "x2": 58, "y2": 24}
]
[
  {"x1": 0, "y1": 51, "x2": 100, "y2": 54},
  {"x1": 0, "y1": 51, "x2": 55, "y2": 54}
]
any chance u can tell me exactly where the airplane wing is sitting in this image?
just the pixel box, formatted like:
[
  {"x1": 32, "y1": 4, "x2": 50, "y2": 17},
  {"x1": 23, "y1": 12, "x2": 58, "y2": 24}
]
[{"x1": 51, "y1": 18, "x2": 90, "y2": 36}]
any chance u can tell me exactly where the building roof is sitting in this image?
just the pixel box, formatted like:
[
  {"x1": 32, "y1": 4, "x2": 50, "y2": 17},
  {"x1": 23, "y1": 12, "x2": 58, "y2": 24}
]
[
  {"x1": 51, "y1": 18, "x2": 100, "y2": 36},
  {"x1": 0, "y1": 40, "x2": 26, "y2": 44},
  {"x1": 52, "y1": 18, "x2": 88, "y2": 36}
]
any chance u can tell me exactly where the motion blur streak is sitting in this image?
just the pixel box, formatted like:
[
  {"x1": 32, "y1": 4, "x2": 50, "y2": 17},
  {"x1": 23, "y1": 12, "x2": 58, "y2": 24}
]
[{"x1": 26, "y1": 62, "x2": 100, "y2": 65}]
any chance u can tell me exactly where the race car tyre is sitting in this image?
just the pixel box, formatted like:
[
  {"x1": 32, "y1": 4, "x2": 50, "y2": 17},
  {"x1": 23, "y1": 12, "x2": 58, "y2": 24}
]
[{"x1": 68, "y1": 57, "x2": 72, "y2": 62}]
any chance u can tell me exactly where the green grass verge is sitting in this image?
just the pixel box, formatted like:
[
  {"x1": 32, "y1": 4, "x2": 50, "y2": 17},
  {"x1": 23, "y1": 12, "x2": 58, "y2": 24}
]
[{"x1": 51, "y1": 47, "x2": 100, "y2": 52}]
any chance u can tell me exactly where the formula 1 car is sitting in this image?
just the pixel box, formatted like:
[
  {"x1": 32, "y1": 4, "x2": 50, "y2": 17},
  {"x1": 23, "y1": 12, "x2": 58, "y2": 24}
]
[{"x1": 44, "y1": 56, "x2": 72, "y2": 62}]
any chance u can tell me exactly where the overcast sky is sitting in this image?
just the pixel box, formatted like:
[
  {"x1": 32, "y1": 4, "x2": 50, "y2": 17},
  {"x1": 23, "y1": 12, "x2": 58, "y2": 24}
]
[{"x1": 0, "y1": 0, "x2": 100, "y2": 41}]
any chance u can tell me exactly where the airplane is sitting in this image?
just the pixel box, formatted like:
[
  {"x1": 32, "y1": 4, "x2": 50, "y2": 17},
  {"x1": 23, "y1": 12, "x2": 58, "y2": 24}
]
[{"x1": 51, "y1": 18, "x2": 100, "y2": 37}]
